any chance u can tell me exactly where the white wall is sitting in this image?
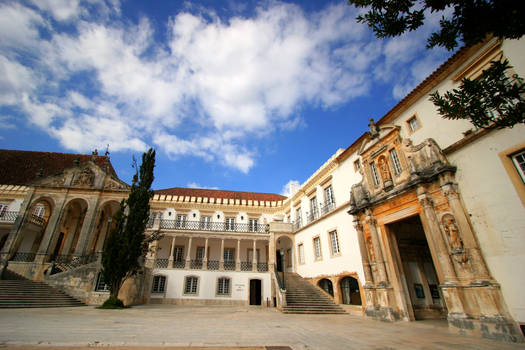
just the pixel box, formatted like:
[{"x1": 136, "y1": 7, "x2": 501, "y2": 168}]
[{"x1": 151, "y1": 269, "x2": 271, "y2": 303}]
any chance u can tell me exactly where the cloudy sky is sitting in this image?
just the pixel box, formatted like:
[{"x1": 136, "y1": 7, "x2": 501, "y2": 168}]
[{"x1": 0, "y1": 0, "x2": 452, "y2": 194}]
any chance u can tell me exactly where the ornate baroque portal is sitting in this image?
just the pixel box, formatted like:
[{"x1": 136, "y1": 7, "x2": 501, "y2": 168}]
[{"x1": 348, "y1": 120, "x2": 521, "y2": 341}]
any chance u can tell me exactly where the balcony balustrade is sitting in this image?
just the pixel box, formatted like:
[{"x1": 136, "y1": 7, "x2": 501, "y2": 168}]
[
  {"x1": 152, "y1": 258, "x2": 267, "y2": 272},
  {"x1": 319, "y1": 200, "x2": 336, "y2": 216},
  {"x1": 293, "y1": 218, "x2": 302, "y2": 230},
  {"x1": 0, "y1": 211, "x2": 18, "y2": 223},
  {"x1": 10, "y1": 252, "x2": 36, "y2": 262},
  {"x1": 207, "y1": 260, "x2": 220, "y2": 270},
  {"x1": 27, "y1": 214, "x2": 45, "y2": 226},
  {"x1": 293, "y1": 201, "x2": 337, "y2": 231},
  {"x1": 156, "y1": 219, "x2": 268, "y2": 234},
  {"x1": 224, "y1": 261, "x2": 236, "y2": 270},
  {"x1": 155, "y1": 258, "x2": 169, "y2": 268}
]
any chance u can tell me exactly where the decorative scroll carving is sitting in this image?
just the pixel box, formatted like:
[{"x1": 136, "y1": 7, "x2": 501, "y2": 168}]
[
  {"x1": 402, "y1": 138, "x2": 448, "y2": 174},
  {"x1": 73, "y1": 167, "x2": 95, "y2": 187}
]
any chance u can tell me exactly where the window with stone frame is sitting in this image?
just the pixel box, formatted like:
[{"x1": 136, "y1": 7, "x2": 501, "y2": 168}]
[
  {"x1": 176, "y1": 214, "x2": 187, "y2": 228},
  {"x1": 248, "y1": 218, "x2": 258, "y2": 232},
  {"x1": 370, "y1": 161, "x2": 381, "y2": 186},
  {"x1": 389, "y1": 148, "x2": 403, "y2": 175},
  {"x1": 310, "y1": 196, "x2": 319, "y2": 220},
  {"x1": 184, "y1": 276, "x2": 199, "y2": 295},
  {"x1": 224, "y1": 248, "x2": 235, "y2": 263},
  {"x1": 94, "y1": 272, "x2": 109, "y2": 292},
  {"x1": 151, "y1": 275, "x2": 166, "y2": 293},
  {"x1": 407, "y1": 115, "x2": 421, "y2": 133},
  {"x1": 225, "y1": 217, "x2": 235, "y2": 231},
  {"x1": 298, "y1": 243, "x2": 305, "y2": 264},
  {"x1": 313, "y1": 236, "x2": 322, "y2": 260},
  {"x1": 33, "y1": 204, "x2": 45, "y2": 218},
  {"x1": 329, "y1": 230, "x2": 340, "y2": 256},
  {"x1": 173, "y1": 246, "x2": 184, "y2": 263},
  {"x1": 512, "y1": 149, "x2": 525, "y2": 183},
  {"x1": 216, "y1": 277, "x2": 231, "y2": 296},
  {"x1": 200, "y1": 215, "x2": 211, "y2": 230}
]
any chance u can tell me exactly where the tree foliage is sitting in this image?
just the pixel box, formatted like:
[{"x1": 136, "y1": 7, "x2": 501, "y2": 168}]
[
  {"x1": 101, "y1": 148, "x2": 157, "y2": 302},
  {"x1": 430, "y1": 59, "x2": 525, "y2": 129},
  {"x1": 349, "y1": 0, "x2": 525, "y2": 50}
]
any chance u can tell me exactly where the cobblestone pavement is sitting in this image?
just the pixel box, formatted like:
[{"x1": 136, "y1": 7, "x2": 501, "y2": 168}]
[{"x1": 0, "y1": 305, "x2": 523, "y2": 350}]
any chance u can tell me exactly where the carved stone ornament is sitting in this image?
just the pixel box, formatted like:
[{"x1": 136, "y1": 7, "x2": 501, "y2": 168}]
[
  {"x1": 442, "y1": 213, "x2": 465, "y2": 253},
  {"x1": 73, "y1": 167, "x2": 95, "y2": 187},
  {"x1": 104, "y1": 177, "x2": 127, "y2": 190},
  {"x1": 368, "y1": 118, "x2": 380, "y2": 139},
  {"x1": 38, "y1": 174, "x2": 66, "y2": 187},
  {"x1": 402, "y1": 138, "x2": 448, "y2": 174},
  {"x1": 365, "y1": 235, "x2": 376, "y2": 262}
]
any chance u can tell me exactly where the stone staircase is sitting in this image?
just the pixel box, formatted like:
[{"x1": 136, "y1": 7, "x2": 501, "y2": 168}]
[
  {"x1": 282, "y1": 272, "x2": 346, "y2": 314},
  {"x1": 0, "y1": 269, "x2": 85, "y2": 308}
]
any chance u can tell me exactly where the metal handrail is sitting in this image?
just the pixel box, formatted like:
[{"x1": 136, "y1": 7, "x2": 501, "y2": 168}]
[
  {"x1": 157, "y1": 219, "x2": 267, "y2": 233},
  {"x1": 274, "y1": 265, "x2": 285, "y2": 290}
]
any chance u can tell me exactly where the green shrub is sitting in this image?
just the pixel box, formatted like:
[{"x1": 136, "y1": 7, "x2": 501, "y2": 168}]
[{"x1": 98, "y1": 295, "x2": 126, "y2": 309}]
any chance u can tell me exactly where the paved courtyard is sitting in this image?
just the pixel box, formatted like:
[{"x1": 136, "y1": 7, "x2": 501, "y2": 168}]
[{"x1": 0, "y1": 305, "x2": 523, "y2": 350}]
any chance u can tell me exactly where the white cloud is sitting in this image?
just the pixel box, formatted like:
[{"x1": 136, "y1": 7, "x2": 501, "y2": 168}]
[
  {"x1": 187, "y1": 182, "x2": 218, "y2": 190},
  {"x1": 281, "y1": 179, "x2": 300, "y2": 197},
  {"x1": 0, "y1": 1, "x2": 452, "y2": 174}
]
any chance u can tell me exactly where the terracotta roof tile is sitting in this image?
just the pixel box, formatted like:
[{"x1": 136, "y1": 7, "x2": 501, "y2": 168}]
[
  {"x1": 0, "y1": 149, "x2": 120, "y2": 186},
  {"x1": 155, "y1": 187, "x2": 286, "y2": 202}
]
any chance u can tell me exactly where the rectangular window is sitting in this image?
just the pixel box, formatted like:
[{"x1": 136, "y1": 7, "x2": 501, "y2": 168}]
[
  {"x1": 296, "y1": 207, "x2": 302, "y2": 223},
  {"x1": 33, "y1": 204, "x2": 45, "y2": 218},
  {"x1": 324, "y1": 186, "x2": 335, "y2": 206},
  {"x1": 310, "y1": 196, "x2": 318, "y2": 220},
  {"x1": 407, "y1": 116, "x2": 420, "y2": 132},
  {"x1": 152, "y1": 275, "x2": 166, "y2": 293},
  {"x1": 176, "y1": 214, "x2": 187, "y2": 228},
  {"x1": 512, "y1": 150, "x2": 525, "y2": 183},
  {"x1": 173, "y1": 246, "x2": 184, "y2": 262},
  {"x1": 196, "y1": 247, "x2": 204, "y2": 261},
  {"x1": 217, "y1": 277, "x2": 230, "y2": 295},
  {"x1": 354, "y1": 159, "x2": 361, "y2": 171},
  {"x1": 329, "y1": 230, "x2": 340, "y2": 255},
  {"x1": 389, "y1": 148, "x2": 402, "y2": 175},
  {"x1": 0, "y1": 204, "x2": 7, "y2": 217},
  {"x1": 313, "y1": 237, "x2": 322, "y2": 260},
  {"x1": 249, "y1": 218, "x2": 258, "y2": 232},
  {"x1": 184, "y1": 276, "x2": 198, "y2": 294},
  {"x1": 224, "y1": 248, "x2": 235, "y2": 262},
  {"x1": 200, "y1": 215, "x2": 211, "y2": 230},
  {"x1": 247, "y1": 249, "x2": 260, "y2": 262},
  {"x1": 225, "y1": 217, "x2": 235, "y2": 231},
  {"x1": 95, "y1": 273, "x2": 109, "y2": 292},
  {"x1": 298, "y1": 244, "x2": 305, "y2": 264},
  {"x1": 370, "y1": 162, "x2": 380, "y2": 186}
]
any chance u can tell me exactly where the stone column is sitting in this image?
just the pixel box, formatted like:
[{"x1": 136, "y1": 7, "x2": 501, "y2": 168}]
[
  {"x1": 252, "y1": 239, "x2": 257, "y2": 272},
  {"x1": 417, "y1": 192, "x2": 457, "y2": 283},
  {"x1": 440, "y1": 178, "x2": 491, "y2": 280},
  {"x1": 365, "y1": 211, "x2": 388, "y2": 285},
  {"x1": 353, "y1": 217, "x2": 374, "y2": 286},
  {"x1": 35, "y1": 197, "x2": 67, "y2": 263},
  {"x1": 168, "y1": 236, "x2": 176, "y2": 268},
  {"x1": 268, "y1": 232, "x2": 275, "y2": 270},
  {"x1": 61, "y1": 211, "x2": 82, "y2": 255},
  {"x1": 236, "y1": 239, "x2": 241, "y2": 271},
  {"x1": 73, "y1": 200, "x2": 99, "y2": 256},
  {"x1": 203, "y1": 237, "x2": 209, "y2": 270},
  {"x1": 185, "y1": 236, "x2": 193, "y2": 269},
  {"x1": 219, "y1": 238, "x2": 225, "y2": 270}
]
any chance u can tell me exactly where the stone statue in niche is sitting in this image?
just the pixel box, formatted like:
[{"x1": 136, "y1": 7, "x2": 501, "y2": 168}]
[
  {"x1": 442, "y1": 214, "x2": 463, "y2": 251},
  {"x1": 73, "y1": 167, "x2": 95, "y2": 187},
  {"x1": 378, "y1": 156, "x2": 391, "y2": 181}
]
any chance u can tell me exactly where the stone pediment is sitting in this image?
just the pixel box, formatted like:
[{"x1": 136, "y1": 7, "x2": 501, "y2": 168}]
[{"x1": 32, "y1": 160, "x2": 129, "y2": 191}]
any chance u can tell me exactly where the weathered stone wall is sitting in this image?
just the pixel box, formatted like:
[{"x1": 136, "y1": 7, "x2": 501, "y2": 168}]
[{"x1": 44, "y1": 263, "x2": 99, "y2": 304}]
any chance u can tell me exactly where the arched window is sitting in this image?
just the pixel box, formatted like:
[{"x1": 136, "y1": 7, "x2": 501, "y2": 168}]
[{"x1": 318, "y1": 278, "x2": 334, "y2": 296}]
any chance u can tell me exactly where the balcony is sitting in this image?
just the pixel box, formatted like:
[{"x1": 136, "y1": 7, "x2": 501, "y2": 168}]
[
  {"x1": 0, "y1": 211, "x2": 19, "y2": 224},
  {"x1": 153, "y1": 258, "x2": 268, "y2": 272},
  {"x1": 155, "y1": 219, "x2": 268, "y2": 234}
]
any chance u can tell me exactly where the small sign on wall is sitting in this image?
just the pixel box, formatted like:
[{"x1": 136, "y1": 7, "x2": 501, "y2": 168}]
[{"x1": 235, "y1": 284, "x2": 245, "y2": 292}]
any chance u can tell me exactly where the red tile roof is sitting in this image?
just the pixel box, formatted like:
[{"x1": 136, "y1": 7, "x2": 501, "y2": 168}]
[
  {"x1": 0, "y1": 149, "x2": 120, "y2": 186},
  {"x1": 155, "y1": 187, "x2": 287, "y2": 202}
]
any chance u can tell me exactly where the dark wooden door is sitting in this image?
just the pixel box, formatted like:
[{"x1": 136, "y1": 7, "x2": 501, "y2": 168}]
[{"x1": 249, "y1": 279, "x2": 261, "y2": 305}]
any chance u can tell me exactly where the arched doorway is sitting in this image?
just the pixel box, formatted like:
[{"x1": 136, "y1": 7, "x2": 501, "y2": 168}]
[
  {"x1": 10, "y1": 198, "x2": 53, "y2": 261},
  {"x1": 53, "y1": 198, "x2": 88, "y2": 257},
  {"x1": 340, "y1": 276, "x2": 361, "y2": 305},
  {"x1": 88, "y1": 201, "x2": 120, "y2": 255},
  {"x1": 275, "y1": 235, "x2": 293, "y2": 272},
  {"x1": 318, "y1": 278, "x2": 334, "y2": 297}
]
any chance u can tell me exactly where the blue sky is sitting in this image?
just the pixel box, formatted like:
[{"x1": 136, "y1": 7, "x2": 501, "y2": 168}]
[{"x1": 0, "y1": 0, "x2": 452, "y2": 194}]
